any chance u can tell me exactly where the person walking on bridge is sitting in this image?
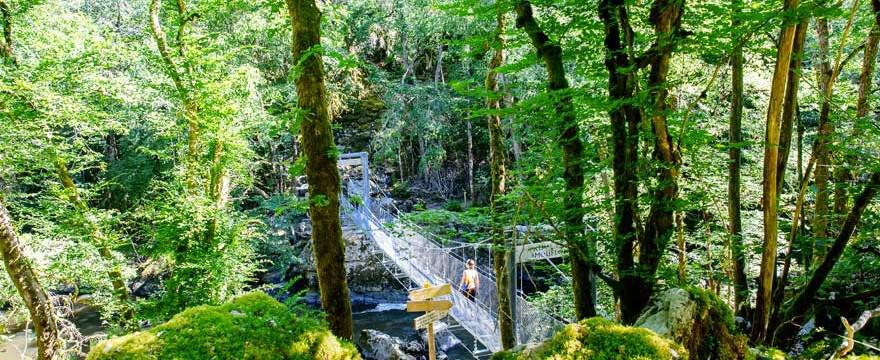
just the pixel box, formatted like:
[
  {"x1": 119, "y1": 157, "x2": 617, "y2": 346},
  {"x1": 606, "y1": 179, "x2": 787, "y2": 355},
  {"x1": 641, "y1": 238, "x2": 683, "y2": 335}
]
[{"x1": 458, "y1": 259, "x2": 480, "y2": 300}]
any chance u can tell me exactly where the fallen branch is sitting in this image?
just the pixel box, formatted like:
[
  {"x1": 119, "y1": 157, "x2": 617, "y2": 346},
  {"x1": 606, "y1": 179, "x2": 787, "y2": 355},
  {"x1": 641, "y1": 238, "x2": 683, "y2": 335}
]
[{"x1": 836, "y1": 305, "x2": 880, "y2": 358}]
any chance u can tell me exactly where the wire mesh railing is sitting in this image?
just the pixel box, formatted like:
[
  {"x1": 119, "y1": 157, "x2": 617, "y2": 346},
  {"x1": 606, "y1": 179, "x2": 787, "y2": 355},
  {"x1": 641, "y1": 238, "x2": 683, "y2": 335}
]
[{"x1": 339, "y1": 178, "x2": 566, "y2": 350}]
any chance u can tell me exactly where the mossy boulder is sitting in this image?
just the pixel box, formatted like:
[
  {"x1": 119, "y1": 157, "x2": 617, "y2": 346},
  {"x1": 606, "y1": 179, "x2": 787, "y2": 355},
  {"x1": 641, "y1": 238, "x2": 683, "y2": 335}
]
[
  {"x1": 87, "y1": 292, "x2": 360, "y2": 360},
  {"x1": 491, "y1": 318, "x2": 686, "y2": 360},
  {"x1": 635, "y1": 287, "x2": 748, "y2": 360}
]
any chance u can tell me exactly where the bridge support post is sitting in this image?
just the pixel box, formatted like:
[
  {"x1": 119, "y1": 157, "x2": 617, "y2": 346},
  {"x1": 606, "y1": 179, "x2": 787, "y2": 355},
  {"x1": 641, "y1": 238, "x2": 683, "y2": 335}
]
[{"x1": 508, "y1": 238, "x2": 518, "y2": 345}]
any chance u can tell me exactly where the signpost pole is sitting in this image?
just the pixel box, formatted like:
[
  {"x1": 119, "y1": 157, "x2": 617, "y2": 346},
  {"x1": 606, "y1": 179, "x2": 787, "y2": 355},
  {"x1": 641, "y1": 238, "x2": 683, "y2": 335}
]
[
  {"x1": 407, "y1": 283, "x2": 452, "y2": 360},
  {"x1": 427, "y1": 322, "x2": 436, "y2": 360}
]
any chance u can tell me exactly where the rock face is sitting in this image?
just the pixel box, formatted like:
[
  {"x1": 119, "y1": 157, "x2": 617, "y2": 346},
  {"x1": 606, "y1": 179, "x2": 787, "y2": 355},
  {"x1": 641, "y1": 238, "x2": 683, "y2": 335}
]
[
  {"x1": 359, "y1": 329, "x2": 447, "y2": 360},
  {"x1": 635, "y1": 288, "x2": 748, "y2": 360}
]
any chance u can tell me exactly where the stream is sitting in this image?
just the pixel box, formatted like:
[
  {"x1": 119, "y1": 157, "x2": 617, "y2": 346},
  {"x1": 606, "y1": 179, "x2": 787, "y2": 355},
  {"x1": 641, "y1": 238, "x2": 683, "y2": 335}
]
[{"x1": 352, "y1": 302, "x2": 477, "y2": 360}]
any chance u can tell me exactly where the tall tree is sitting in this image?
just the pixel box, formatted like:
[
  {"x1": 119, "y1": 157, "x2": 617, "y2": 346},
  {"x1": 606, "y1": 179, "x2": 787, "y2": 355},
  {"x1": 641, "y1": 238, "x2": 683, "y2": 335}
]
[
  {"x1": 599, "y1": 0, "x2": 685, "y2": 324},
  {"x1": 728, "y1": 0, "x2": 750, "y2": 317},
  {"x1": 284, "y1": 0, "x2": 353, "y2": 340},
  {"x1": 752, "y1": 0, "x2": 800, "y2": 343},
  {"x1": 0, "y1": 200, "x2": 61, "y2": 360},
  {"x1": 514, "y1": 0, "x2": 597, "y2": 320},
  {"x1": 486, "y1": 3, "x2": 516, "y2": 349},
  {"x1": 777, "y1": 21, "x2": 809, "y2": 195}
]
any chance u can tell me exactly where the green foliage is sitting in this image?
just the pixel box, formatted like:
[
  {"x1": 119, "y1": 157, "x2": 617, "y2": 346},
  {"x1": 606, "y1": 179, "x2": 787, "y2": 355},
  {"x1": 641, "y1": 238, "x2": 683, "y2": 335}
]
[
  {"x1": 87, "y1": 292, "x2": 360, "y2": 360},
  {"x1": 492, "y1": 318, "x2": 687, "y2": 360}
]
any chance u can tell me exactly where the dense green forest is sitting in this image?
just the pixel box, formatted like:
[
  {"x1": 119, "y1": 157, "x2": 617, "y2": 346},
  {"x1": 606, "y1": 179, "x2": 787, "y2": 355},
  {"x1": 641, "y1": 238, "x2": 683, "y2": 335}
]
[{"x1": 0, "y1": 0, "x2": 879, "y2": 359}]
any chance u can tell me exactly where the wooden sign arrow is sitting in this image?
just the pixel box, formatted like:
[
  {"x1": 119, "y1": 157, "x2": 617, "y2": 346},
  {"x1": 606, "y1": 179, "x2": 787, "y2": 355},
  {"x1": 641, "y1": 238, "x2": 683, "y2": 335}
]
[
  {"x1": 406, "y1": 299, "x2": 453, "y2": 313},
  {"x1": 408, "y1": 284, "x2": 451, "y2": 301},
  {"x1": 414, "y1": 310, "x2": 447, "y2": 329}
]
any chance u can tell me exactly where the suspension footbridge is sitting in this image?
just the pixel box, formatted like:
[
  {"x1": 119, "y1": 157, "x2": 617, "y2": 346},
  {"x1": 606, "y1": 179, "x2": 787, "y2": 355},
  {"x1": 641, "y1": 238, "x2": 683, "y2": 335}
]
[{"x1": 337, "y1": 152, "x2": 566, "y2": 356}]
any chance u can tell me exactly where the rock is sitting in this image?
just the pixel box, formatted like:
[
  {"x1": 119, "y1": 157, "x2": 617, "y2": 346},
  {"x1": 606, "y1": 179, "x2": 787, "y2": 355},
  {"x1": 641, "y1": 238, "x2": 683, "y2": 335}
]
[
  {"x1": 359, "y1": 329, "x2": 448, "y2": 360},
  {"x1": 359, "y1": 329, "x2": 417, "y2": 360},
  {"x1": 635, "y1": 287, "x2": 748, "y2": 360},
  {"x1": 418, "y1": 322, "x2": 461, "y2": 352}
]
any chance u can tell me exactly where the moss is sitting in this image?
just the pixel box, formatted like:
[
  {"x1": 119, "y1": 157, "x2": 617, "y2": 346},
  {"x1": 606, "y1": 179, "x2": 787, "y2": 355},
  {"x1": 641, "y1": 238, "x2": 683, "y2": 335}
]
[
  {"x1": 492, "y1": 318, "x2": 687, "y2": 360},
  {"x1": 683, "y1": 287, "x2": 748, "y2": 360},
  {"x1": 87, "y1": 292, "x2": 360, "y2": 360},
  {"x1": 749, "y1": 347, "x2": 787, "y2": 360}
]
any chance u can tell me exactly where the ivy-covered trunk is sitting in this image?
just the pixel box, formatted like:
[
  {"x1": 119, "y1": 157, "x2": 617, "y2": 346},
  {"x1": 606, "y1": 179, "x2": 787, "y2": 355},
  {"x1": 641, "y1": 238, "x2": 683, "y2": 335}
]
[
  {"x1": 486, "y1": 5, "x2": 516, "y2": 350},
  {"x1": 515, "y1": 0, "x2": 596, "y2": 320},
  {"x1": 285, "y1": 0, "x2": 353, "y2": 340},
  {"x1": 0, "y1": 201, "x2": 61, "y2": 360}
]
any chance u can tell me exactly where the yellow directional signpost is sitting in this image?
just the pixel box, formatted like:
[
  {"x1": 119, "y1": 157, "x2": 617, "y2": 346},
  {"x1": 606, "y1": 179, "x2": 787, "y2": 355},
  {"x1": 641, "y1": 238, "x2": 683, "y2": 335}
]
[{"x1": 407, "y1": 283, "x2": 452, "y2": 360}]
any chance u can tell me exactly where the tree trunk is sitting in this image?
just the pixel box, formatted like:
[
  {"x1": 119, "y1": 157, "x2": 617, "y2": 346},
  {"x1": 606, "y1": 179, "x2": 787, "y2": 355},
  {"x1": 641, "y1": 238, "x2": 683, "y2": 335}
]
[
  {"x1": 0, "y1": 201, "x2": 61, "y2": 360},
  {"x1": 486, "y1": 5, "x2": 515, "y2": 349},
  {"x1": 599, "y1": 0, "x2": 642, "y2": 323},
  {"x1": 51, "y1": 155, "x2": 131, "y2": 315},
  {"x1": 515, "y1": 0, "x2": 596, "y2": 320},
  {"x1": 149, "y1": 0, "x2": 199, "y2": 189},
  {"x1": 728, "y1": 0, "x2": 750, "y2": 318},
  {"x1": 467, "y1": 120, "x2": 474, "y2": 205},
  {"x1": 813, "y1": 17, "x2": 833, "y2": 259},
  {"x1": 0, "y1": 0, "x2": 15, "y2": 65},
  {"x1": 752, "y1": 0, "x2": 800, "y2": 343},
  {"x1": 285, "y1": 0, "x2": 353, "y2": 340},
  {"x1": 626, "y1": 0, "x2": 685, "y2": 324},
  {"x1": 839, "y1": 0, "x2": 880, "y2": 224},
  {"x1": 776, "y1": 20, "x2": 808, "y2": 195}
]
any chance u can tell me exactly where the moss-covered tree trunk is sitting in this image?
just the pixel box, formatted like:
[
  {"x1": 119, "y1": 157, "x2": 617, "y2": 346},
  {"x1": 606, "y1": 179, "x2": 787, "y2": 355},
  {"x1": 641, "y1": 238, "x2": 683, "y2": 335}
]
[
  {"x1": 284, "y1": 0, "x2": 353, "y2": 340},
  {"x1": 486, "y1": 5, "x2": 516, "y2": 350},
  {"x1": 728, "y1": 0, "x2": 750, "y2": 318},
  {"x1": 52, "y1": 156, "x2": 131, "y2": 311},
  {"x1": 0, "y1": 201, "x2": 61, "y2": 360},
  {"x1": 634, "y1": 0, "x2": 685, "y2": 325},
  {"x1": 752, "y1": 0, "x2": 799, "y2": 344},
  {"x1": 515, "y1": 0, "x2": 596, "y2": 320},
  {"x1": 598, "y1": 0, "x2": 641, "y2": 323}
]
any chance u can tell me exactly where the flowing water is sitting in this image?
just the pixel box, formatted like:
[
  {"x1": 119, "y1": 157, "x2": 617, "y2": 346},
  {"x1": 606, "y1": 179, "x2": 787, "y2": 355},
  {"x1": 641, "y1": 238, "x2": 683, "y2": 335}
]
[
  {"x1": 352, "y1": 302, "x2": 478, "y2": 360},
  {"x1": 0, "y1": 306, "x2": 104, "y2": 360}
]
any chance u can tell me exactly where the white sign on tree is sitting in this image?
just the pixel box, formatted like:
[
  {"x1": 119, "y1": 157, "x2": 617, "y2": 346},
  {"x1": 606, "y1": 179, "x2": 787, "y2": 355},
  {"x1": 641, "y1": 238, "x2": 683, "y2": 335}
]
[{"x1": 516, "y1": 241, "x2": 567, "y2": 263}]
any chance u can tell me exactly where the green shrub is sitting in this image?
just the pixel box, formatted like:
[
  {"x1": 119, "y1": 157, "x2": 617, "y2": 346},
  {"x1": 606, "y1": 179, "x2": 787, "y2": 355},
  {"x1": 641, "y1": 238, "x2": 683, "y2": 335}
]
[
  {"x1": 443, "y1": 199, "x2": 464, "y2": 212},
  {"x1": 492, "y1": 317, "x2": 687, "y2": 360},
  {"x1": 87, "y1": 292, "x2": 359, "y2": 360}
]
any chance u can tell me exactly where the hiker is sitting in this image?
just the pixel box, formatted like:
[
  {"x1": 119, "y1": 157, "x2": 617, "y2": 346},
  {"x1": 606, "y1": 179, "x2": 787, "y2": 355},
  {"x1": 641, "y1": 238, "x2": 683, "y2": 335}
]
[{"x1": 458, "y1": 259, "x2": 480, "y2": 300}]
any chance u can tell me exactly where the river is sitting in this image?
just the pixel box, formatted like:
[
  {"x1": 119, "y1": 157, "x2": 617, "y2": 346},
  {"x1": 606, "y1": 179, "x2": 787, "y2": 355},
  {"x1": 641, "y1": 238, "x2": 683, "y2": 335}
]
[{"x1": 352, "y1": 302, "x2": 477, "y2": 360}]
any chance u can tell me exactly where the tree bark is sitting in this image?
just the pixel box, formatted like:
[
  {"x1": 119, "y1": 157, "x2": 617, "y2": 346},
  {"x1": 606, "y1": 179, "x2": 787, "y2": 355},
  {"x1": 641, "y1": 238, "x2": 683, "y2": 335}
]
[
  {"x1": 599, "y1": 0, "x2": 642, "y2": 323},
  {"x1": 628, "y1": 0, "x2": 686, "y2": 324},
  {"x1": 0, "y1": 0, "x2": 15, "y2": 65},
  {"x1": 0, "y1": 200, "x2": 61, "y2": 360},
  {"x1": 752, "y1": 0, "x2": 799, "y2": 344},
  {"x1": 776, "y1": 20, "x2": 808, "y2": 195},
  {"x1": 149, "y1": 0, "x2": 199, "y2": 189},
  {"x1": 486, "y1": 5, "x2": 515, "y2": 349},
  {"x1": 515, "y1": 0, "x2": 596, "y2": 320},
  {"x1": 729, "y1": 0, "x2": 750, "y2": 318},
  {"x1": 285, "y1": 0, "x2": 353, "y2": 340},
  {"x1": 813, "y1": 16, "x2": 833, "y2": 256},
  {"x1": 52, "y1": 156, "x2": 131, "y2": 310}
]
